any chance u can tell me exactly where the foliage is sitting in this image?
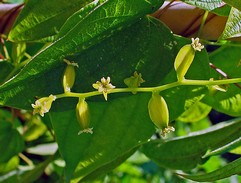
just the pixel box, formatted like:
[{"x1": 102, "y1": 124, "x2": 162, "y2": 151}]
[{"x1": 0, "y1": 0, "x2": 241, "y2": 182}]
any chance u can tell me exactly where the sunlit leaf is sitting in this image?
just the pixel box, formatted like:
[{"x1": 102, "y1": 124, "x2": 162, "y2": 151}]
[
  {"x1": 182, "y1": 0, "x2": 224, "y2": 11},
  {"x1": 0, "y1": 156, "x2": 19, "y2": 174},
  {"x1": 8, "y1": 0, "x2": 94, "y2": 42},
  {"x1": 221, "y1": 7, "x2": 241, "y2": 39},
  {"x1": 0, "y1": 0, "x2": 165, "y2": 109},
  {"x1": 178, "y1": 101, "x2": 212, "y2": 123}
]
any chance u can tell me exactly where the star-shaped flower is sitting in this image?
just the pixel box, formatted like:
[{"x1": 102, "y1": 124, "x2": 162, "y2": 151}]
[
  {"x1": 31, "y1": 94, "x2": 56, "y2": 117},
  {"x1": 191, "y1": 38, "x2": 204, "y2": 51},
  {"x1": 161, "y1": 126, "x2": 175, "y2": 137},
  {"x1": 92, "y1": 77, "x2": 115, "y2": 100}
]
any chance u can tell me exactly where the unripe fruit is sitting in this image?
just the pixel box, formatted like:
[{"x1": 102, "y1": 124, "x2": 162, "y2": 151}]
[
  {"x1": 63, "y1": 64, "x2": 76, "y2": 93},
  {"x1": 174, "y1": 44, "x2": 195, "y2": 81},
  {"x1": 148, "y1": 92, "x2": 169, "y2": 129},
  {"x1": 76, "y1": 98, "x2": 93, "y2": 134}
]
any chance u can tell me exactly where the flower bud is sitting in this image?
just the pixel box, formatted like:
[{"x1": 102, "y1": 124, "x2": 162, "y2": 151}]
[
  {"x1": 63, "y1": 59, "x2": 78, "y2": 92},
  {"x1": 76, "y1": 98, "x2": 93, "y2": 134},
  {"x1": 124, "y1": 71, "x2": 145, "y2": 94},
  {"x1": 148, "y1": 92, "x2": 169, "y2": 129},
  {"x1": 174, "y1": 44, "x2": 195, "y2": 81}
]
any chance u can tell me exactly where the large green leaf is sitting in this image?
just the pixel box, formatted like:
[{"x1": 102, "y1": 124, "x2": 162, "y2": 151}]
[
  {"x1": 221, "y1": 7, "x2": 241, "y2": 39},
  {"x1": 141, "y1": 118, "x2": 241, "y2": 171},
  {"x1": 8, "y1": 0, "x2": 93, "y2": 42},
  {"x1": 48, "y1": 16, "x2": 176, "y2": 182},
  {"x1": 223, "y1": 0, "x2": 241, "y2": 11},
  {"x1": 49, "y1": 94, "x2": 156, "y2": 182},
  {"x1": 0, "y1": 0, "x2": 165, "y2": 109},
  {"x1": 202, "y1": 46, "x2": 241, "y2": 116},
  {"x1": 0, "y1": 110, "x2": 24, "y2": 163},
  {"x1": 182, "y1": 0, "x2": 224, "y2": 11},
  {"x1": 179, "y1": 157, "x2": 241, "y2": 182}
]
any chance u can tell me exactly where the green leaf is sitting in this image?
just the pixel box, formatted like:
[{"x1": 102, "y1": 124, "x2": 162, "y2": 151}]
[
  {"x1": 0, "y1": 156, "x2": 19, "y2": 174},
  {"x1": 0, "y1": 112, "x2": 24, "y2": 163},
  {"x1": 179, "y1": 157, "x2": 241, "y2": 182},
  {"x1": 202, "y1": 46, "x2": 241, "y2": 116},
  {"x1": 57, "y1": 0, "x2": 104, "y2": 38},
  {"x1": 203, "y1": 136, "x2": 241, "y2": 158},
  {"x1": 177, "y1": 101, "x2": 211, "y2": 123},
  {"x1": 8, "y1": 0, "x2": 94, "y2": 42},
  {"x1": 0, "y1": 0, "x2": 165, "y2": 109},
  {"x1": 0, "y1": 17, "x2": 174, "y2": 110},
  {"x1": 0, "y1": 61, "x2": 14, "y2": 84},
  {"x1": 80, "y1": 147, "x2": 139, "y2": 182},
  {"x1": 211, "y1": 4, "x2": 231, "y2": 16},
  {"x1": 221, "y1": 7, "x2": 241, "y2": 39},
  {"x1": 182, "y1": 0, "x2": 224, "y2": 11},
  {"x1": 22, "y1": 116, "x2": 47, "y2": 141},
  {"x1": 223, "y1": 0, "x2": 241, "y2": 11},
  {"x1": 141, "y1": 118, "x2": 241, "y2": 171},
  {"x1": 50, "y1": 94, "x2": 156, "y2": 182},
  {"x1": 37, "y1": 16, "x2": 175, "y2": 182}
]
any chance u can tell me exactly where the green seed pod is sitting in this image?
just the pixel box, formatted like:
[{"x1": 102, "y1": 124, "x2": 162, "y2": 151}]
[
  {"x1": 76, "y1": 98, "x2": 93, "y2": 134},
  {"x1": 63, "y1": 64, "x2": 76, "y2": 92},
  {"x1": 174, "y1": 44, "x2": 195, "y2": 81},
  {"x1": 148, "y1": 92, "x2": 169, "y2": 129}
]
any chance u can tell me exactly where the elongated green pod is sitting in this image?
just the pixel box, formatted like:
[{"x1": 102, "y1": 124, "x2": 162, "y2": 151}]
[
  {"x1": 76, "y1": 98, "x2": 93, "y2": 134},
  {"x1": 174, "y1": 44, "x2": 195, "y2": 81},
  {"x1": 148, "y1": 92, "x2": 169, "y2": 129},
  {"x1": 63, "y1": 64, "x2": 76, "y2": 92}
]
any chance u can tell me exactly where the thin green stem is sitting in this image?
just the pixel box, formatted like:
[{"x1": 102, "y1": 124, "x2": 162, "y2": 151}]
[
  {"x1": 55, "y1": 78, "x2": 241, "y2": 100},
  {"x1": 198, "y1": 11, "x2": 209, "y2": 37},
  {"x1": 181, "y1": 78, "x2": 241, "y2": 86},
  {"x1": 202, "y1": 40, "x2": 241, "y2": 48}
]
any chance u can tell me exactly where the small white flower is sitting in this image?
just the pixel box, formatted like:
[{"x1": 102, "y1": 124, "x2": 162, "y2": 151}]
[
  {"x1": 92, "y1": 77, "x2": 115, "y2": 100},
  {"x1": 161, "y1": 126, "x2": 175, "y2": 137},
  {"x1": 191, "y1": 38, "x2": 204, "y2": 51},
  {"x1": 31, "y1": 95, "x2": 56, "y2": 117}
]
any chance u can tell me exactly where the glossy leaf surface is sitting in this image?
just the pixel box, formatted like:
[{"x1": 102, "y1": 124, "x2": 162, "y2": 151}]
[
  {"x1": 8, "y1": 0, "x2": 93, "y2": 41},
  {"x1": 0, "y1": 0, "x2": 165, "y2": 109},
  {"x1": 183, "y1": 0, "x2": 224, "y2": 11},
  {"x1": 141, "y1": 119, "x2": 241, "y2": 170},
  {"x1": 221, "y1": 7, "x2": 241, "y2": 39}
]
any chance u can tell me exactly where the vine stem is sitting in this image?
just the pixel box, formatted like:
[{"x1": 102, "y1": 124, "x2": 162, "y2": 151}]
[
  {"x1": 55, "y1": 78, "x2": 241, "y2": 100},
  {"x1": 197, "y1": 10, "x2": 209, "y2": 37}
]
